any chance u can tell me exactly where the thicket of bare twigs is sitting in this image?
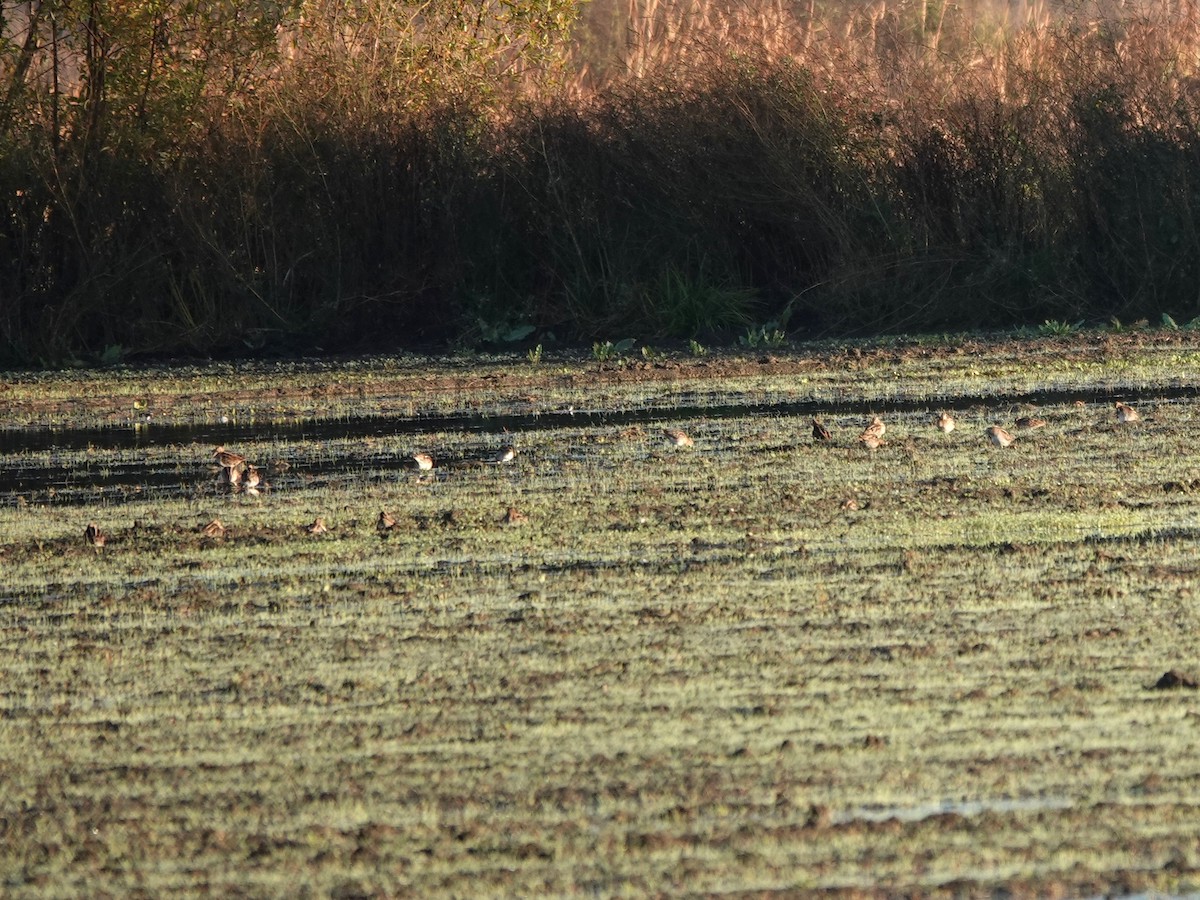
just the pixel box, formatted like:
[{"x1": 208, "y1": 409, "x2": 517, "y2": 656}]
[{"x1": 3, "y1": 0, "x2": 1200, "y2": 363}]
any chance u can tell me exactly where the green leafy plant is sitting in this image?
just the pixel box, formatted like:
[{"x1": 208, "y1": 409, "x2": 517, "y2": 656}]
[
  {"x1": 739, "y1": 323, "x2": 787, "y2": 349},
  {"x1": 476, "y1": 317, "x2": 537, "y2": 347},
  {"x1": 99, "y1": 344, "x2": 126, "y2": 367},
  {"x1": 592, "y1": 338, "x2": 636, "y2": 361},
  {"x1": 1038, "y1": 320, "x2": 1080, "y2": 337}
]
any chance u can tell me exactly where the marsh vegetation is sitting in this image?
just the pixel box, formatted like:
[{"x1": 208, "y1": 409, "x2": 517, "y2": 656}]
[
  {"x1": 4, "y1": 334, "x2": 1200, "y2": 895},
  {"x1": 5, "y1": 0, "x2": 1200, "y2": 363}
]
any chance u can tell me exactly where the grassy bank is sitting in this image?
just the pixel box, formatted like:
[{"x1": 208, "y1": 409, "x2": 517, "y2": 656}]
[{"x1": 3, "y1": 336, "x2": 1200, "y2": 894}]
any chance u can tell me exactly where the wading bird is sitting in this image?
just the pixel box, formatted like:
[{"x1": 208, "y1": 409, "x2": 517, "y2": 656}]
[
  {"x1": 812, "y1": 418, "x2": 832, "y2": 441},
  {"x1": 861, "y1": 416, "x2": 886, "y2": 440},
  {"x1": 936, "y1": 411, "x2": 955, "y2": 433},
  {"x1": 987, "y1": 426, "x2": 1015, "y2": 448},
  {"x1": 242, "y1": 465, "x2": 265, "y2": 496},
  {"x1": 305, "y1": 517, "x2": 328, "y2": 535},
  {"x1": 377, "y1": 510, "x2": 397, "y2": 532},
  {"x1": 213, "y1": 446, "x2": 247, "y2": 470},
  {"x1": 501, "y1": 506, "x2": 528, "y2": 525},
  {"x1": 213, "y1": 446, "x2": 249, "y2": 493},
  {"x1": 663, "y1": 428, "x2": 694, "y2": 448},
  {"x1": 201, "y1": 519, "x2": 225, "y2": 538},
  {"x1": 412, "y1": 452, "x2": 434, "y2": 471},
  {"x1": 1115, "y1": 402, "x2": 1141, "y2": 423},
  {"x1": 218, "y1": 464, "x2": 242, "y2": 492},
  {"x1": 84, "y1": 522, "x2": 106, "y2": 548},
  {"x1": 1015, "y1": 416, "x2": 1047, "y2": 429},
  {"x1": 858, "y1": 433, "x2": 884, "y2": 450}
]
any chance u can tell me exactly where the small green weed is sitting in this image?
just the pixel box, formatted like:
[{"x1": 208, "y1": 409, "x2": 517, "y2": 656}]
[
  {"x1": 1038, "y1": 319, "x2": 1081, "y2": 336},
  {"x1": 592, "y1": 338, "x2": 636, "y2": 361},
  {"x1": 99, "y1": 344, "x2": 126, "y2": 366},
  {"x1": 739, "y1": 323, "x2": 787, "y2": 349},
  {"x1": 475, "y1": 315, "x2": 537, "y2": 347},
  {"x1": 1156, "y1": 314, "x2": 1200, "y2": 333}
]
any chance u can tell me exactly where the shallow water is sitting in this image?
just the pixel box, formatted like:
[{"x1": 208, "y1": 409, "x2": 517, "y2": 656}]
[{"x1": 2, "y1": 381, "x2": 1189, "y2": 455}]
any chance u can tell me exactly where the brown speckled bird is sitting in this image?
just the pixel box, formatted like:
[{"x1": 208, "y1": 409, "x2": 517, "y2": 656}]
[
  {"x1": 812, "y1": 418, "x2": 832, "y2": 441},
  {"x1": 861, "y1": 416, "x2": 886, "y2": 441},
  {"x1": 85, "y1": 522, "x2": 106, "y2": 548},
  {"x1": 936, "y1": 411, "x2": 955, "y2": 433},
  {"x1": 213, "y1": 446, "x2": 247, "y2": 470},
  {"x1": 662, "y1": 429, "x2": 694, "y2": 448},
  {"x1": 242, "y1": 465, "x2": 266, "y2": 496},
  {"x1": 1115, "y1": 402, "x2": 1141, "y2": 424},
  {"x1": 412, "y1": 452, "x2": 434, "y2": 471},
  {"x1": 986, "y1": 425, "x2": 1015, "y2": 448},
  {"x1": 1015, "y1": 416, "x2": 1047, "y2": 429},
  {"x1": 305, "y1": 517, "x2": 328, "y2": 535}
]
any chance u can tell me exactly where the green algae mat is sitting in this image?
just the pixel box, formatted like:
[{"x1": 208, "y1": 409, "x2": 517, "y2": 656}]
[{"x1": 3, "y1": 334, "x2": 1200, "y2": 897}]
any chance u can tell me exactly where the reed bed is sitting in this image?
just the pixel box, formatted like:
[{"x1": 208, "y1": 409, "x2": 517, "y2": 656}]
[{"x1": 2, "y1": 0, "x2": 1200, "y2": 363}]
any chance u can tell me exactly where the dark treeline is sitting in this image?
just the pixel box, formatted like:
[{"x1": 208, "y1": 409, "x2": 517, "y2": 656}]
[{"x1": 2, "y1": 0, "x2": 1200, "y2": 364}]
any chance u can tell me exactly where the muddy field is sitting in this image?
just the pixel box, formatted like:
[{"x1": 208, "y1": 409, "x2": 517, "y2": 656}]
[{"x1": 3, "y1": 334, "x2": 1200, "y2": 897}]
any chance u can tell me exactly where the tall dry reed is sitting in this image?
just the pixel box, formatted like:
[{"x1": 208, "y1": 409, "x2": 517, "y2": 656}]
[{"x1": 2, "y1": 0, "x2": 1200, "y2": 363}]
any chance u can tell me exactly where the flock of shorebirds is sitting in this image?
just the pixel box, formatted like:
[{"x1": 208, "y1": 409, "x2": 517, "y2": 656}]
[
  {"x1": 813, "y1": 400, "x2": 1141, "y2": 450},
  {"x1": 212, "y1": 446, "x2": 268, "y2": 495},
  {"x1": 80, "y1": 401, "x2": 1142, "y2": 549},
  {"x1": 663, "y1": 402, "x2": 1141, "y2": 456},
  {"x1": 209, "y1": 443, "x2": 517, "y2": 497},
  {"x1": 80, "y1": 440, "x2": 521, "y2": 549}
]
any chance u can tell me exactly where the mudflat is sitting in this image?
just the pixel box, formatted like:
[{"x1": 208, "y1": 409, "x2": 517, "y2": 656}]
[{"x1": 2, "y1": 333, "x2": 1199, "y2": 896}]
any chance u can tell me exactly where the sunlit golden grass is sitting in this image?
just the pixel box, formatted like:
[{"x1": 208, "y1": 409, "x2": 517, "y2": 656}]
[{"x1": 3, "y1": 337, "x2": 1200, "y2": 895}]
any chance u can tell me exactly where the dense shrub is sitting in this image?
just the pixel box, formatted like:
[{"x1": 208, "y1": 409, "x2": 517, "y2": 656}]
[{"x1": 3, "y1": 0, "x2": 1200, "y2": 363}]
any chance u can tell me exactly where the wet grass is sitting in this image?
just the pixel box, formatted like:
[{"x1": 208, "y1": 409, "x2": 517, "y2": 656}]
[
  {"x1": 5, "y1": 330, "x2": 1200, "y2": 432},
  {"x1": 4, "y1": 336, "x2": 1200, "y2": 896}
]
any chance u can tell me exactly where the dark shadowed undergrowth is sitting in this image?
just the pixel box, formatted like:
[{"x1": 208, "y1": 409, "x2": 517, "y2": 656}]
[{"x1": 4, "y1": 0, "x2": 1200, "y2": 365}]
